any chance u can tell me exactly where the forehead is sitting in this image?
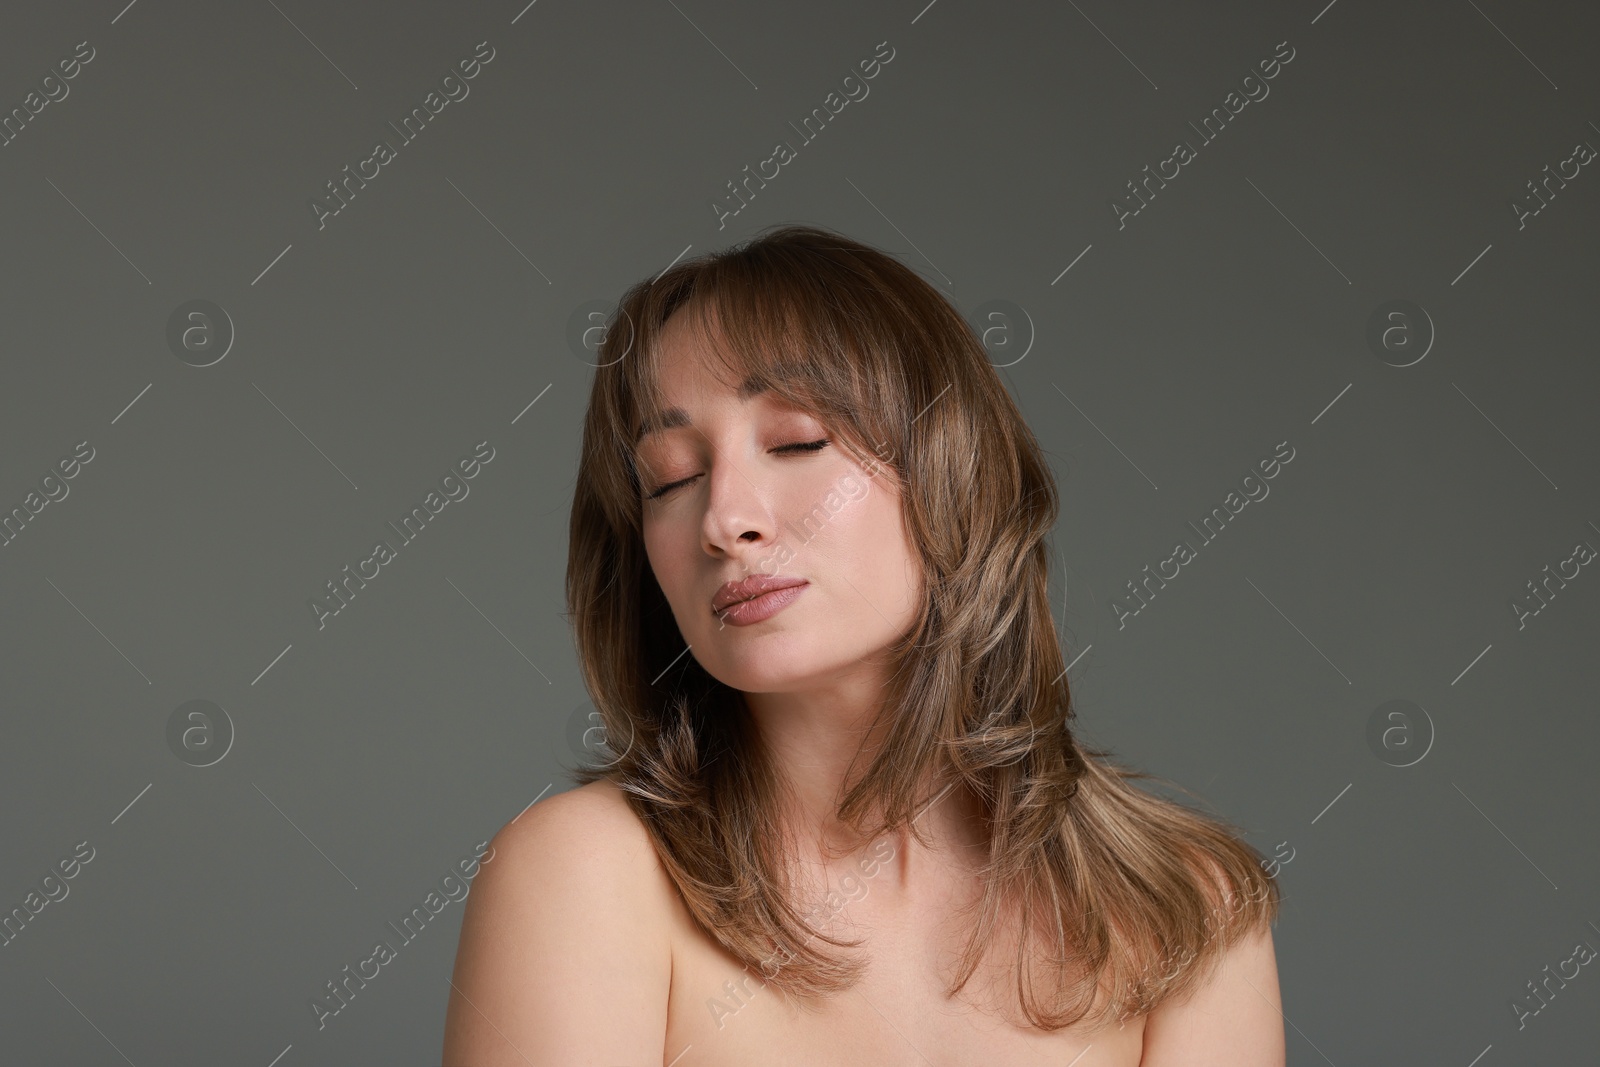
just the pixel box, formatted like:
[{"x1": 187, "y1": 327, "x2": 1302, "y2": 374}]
[
  {"x1": 633, "y1": 372, "x2": 772, "y2": 444},
  {"x1": 634, "y1": 298, "x2": 793, "y2": 443},
  {"x1": 651, "y1": 305, "x2": 738, "y2": 392}
]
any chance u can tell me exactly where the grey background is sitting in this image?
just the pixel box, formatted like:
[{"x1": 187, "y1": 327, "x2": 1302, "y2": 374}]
[{"x1": 1, "y1": 0, "x2": 1596, "y2": 1063}]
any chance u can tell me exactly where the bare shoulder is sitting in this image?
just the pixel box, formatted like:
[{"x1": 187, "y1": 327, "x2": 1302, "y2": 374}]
[
  {"x1": 442, "y1": 779, "x2": 677, "y2": 1065},
  {"x1": 497, "y1": 777, "x2": 667, "y2": 877},
  {"x1": 1138, "y1": 854, "x2": 1285, "y2": 1066}
]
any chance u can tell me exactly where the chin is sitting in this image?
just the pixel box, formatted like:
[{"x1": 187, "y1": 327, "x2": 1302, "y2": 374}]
[{"x1": 700, "y1": 642, "x2": 833, "y2": 693}]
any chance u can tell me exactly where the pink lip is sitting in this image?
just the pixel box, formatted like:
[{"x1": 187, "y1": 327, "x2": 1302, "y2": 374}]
[
  {"x1": 716, "y1": 582, "x2": 808, "y2": 626},
  {"x1": 711, "y1": 575, "x2": 808, "y2": 614}
]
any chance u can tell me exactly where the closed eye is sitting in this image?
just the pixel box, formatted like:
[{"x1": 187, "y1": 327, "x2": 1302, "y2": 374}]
[
  {"x1": 776, "y1": 437, "x2": 832, "y2": 456},
  {"x1": 644, "y1": 438, "x2": 831, "y2": 501}
]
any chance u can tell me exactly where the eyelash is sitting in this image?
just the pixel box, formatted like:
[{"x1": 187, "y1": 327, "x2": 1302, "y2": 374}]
[{"x1": 644, "y1": 438, "x2": 831, "y2": 501}]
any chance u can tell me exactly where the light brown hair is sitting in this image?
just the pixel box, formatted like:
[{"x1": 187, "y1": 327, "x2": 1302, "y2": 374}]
[{"x1": 565, "y1": 222, "x2": 1279, "y2": 1028}]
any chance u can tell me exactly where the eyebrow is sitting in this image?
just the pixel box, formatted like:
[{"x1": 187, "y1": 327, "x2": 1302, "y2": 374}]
[{"x1": 634, "y1": 374, "x2": 770, "y2": 443}]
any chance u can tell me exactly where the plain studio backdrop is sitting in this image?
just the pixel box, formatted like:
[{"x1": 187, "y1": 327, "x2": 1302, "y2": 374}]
[{"x1": 1, "y1": 0, "x2": 1597, "y2": 1064}]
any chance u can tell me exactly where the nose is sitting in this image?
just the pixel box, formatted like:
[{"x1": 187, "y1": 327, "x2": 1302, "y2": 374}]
[{"x1": 700, "y1": 449, "x2": 778, "y2": 559}]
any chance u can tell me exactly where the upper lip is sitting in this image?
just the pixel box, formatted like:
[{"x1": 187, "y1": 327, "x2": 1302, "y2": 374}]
[{"x1": 711, "y1": 575, "x2": 808, "y2": 614}]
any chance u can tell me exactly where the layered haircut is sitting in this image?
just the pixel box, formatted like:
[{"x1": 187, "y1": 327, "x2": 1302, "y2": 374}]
[{"x1": 565, "y1": 223, "x2": 1279, "y2": 1029}]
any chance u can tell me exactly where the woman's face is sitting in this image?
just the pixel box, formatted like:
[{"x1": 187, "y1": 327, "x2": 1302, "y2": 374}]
[{"x1": 635, "y1": 306, "x2": 923, "y2": 696}]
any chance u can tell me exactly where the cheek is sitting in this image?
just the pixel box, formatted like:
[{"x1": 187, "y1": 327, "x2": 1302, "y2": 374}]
[
  {"x1": 814, "y1": 482, "x2": 918, "y2": 597},
  {"x1": 642, "y1": 522, "x2": 692, "y2": 607}
]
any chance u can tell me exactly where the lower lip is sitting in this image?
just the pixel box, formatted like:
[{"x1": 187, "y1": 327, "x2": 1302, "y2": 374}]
[{"x1": 717, "y1": 583, "x2": 808, "y2": 626}]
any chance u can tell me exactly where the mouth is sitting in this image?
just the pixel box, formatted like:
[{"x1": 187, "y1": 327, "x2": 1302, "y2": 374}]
[
  {"x1": 711, "y1": 575, "x2": 809, "y2": 616},
  {"x1": 713, "y1": 581, "x2": 809, "y2": 626}
]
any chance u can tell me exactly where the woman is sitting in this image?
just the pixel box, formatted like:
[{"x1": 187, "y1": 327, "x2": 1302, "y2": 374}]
[{"x1": 443, "y1": 224, "x2": 1285, "y2": 1065}]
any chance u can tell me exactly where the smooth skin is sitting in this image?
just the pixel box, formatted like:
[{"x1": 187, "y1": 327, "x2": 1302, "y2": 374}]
[
  {"x1": 442, "y1": 780, "x2": 674, "y2": 1065},
  {"x1": 442, "y1": 302, "x2": 1286, "y2": 1064},
  {"x1": 1141, "y1": 904, "x2": 1287, "y2": 1065}
]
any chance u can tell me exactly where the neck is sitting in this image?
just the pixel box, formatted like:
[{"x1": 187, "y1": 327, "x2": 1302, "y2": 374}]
[{"x1": 739, "y1": 680, "x2": 988, "y2": 891}]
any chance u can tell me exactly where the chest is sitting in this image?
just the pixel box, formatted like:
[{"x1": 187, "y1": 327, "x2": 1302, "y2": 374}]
[{"x1": 662, "y1": 894, "x2": 1145, "y2": 1067}]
